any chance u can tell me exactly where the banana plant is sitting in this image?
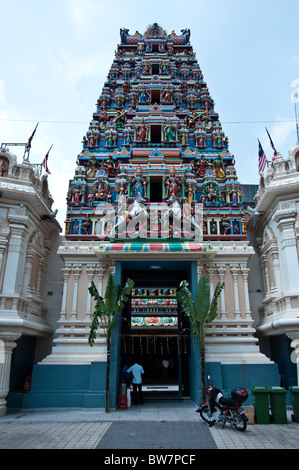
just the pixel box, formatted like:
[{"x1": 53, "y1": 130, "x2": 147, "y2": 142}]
[
  {"x1": 88, "y1": 273, "x2": 134, "y2": 412},
  {"x1": 177, "y1": 276, "x2": 224, "y2": 401}
]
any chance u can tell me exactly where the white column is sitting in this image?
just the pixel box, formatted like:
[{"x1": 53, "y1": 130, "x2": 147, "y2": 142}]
[
  {"x1": 71, "y1": 264, "x2": 82, "y2": 320},
  {"x1": 0, "y1": 335, "x2": 19, "y2": 417},
  {"x1": 231, "y1": 264, "x2": 240, "y2": 317},
  {"x1": 217, "y1": 264, "x2": 226, "y2": 317},
  {"x1": 272, "y1": 251, "x2": 282, "y2": 293},
  {"x1": 86, "y1": 263, "x2": 96, "y2": 320},
  {"x1": 22, "y1": 254, "x2": 34, "y2": 294},
  {"x1": 261, "y1": 255, "x2": 270, "y2": 295},
  {"x1": 275, "y1": 212, "x2": 297, "y2": 292},
  {"x1": 197, "y1": 262, "x2": 202, "y2": 282},
  {"x1": 97, "y1": 265, "x2": 106, "y2": 297},
  {"x1": 207, "y1": 265, "x2": 215, "y2": 301},
  {"x1": 240, "y1": 264, "x2": 251, "y2": 316},
  {"x1": 2, "y1": 225, "x2": 27, "y2": 294},
  {"x1": 60, "y1": 265, "x2": 71, "y2": 321}
]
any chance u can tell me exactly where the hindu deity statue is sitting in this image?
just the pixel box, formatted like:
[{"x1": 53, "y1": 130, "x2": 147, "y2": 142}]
[
  {"x1": 163, "y1": 119, "x2": 176, "y2": 141},
  {"x1": 86, "y1": 155, "x2": 99, "y2": 178},
  {"x1": 93, "y1": 179, "x2": 110, "y2": 201},
  {"x1": 164, "y1": 167, "x2": 183, "y2": 198},
  {"x1": 135, "y1": 118, "x2": 148, "y2": 142},
  {"x1": 195, "y1": 155, "x2": 212, "y2": 178},
  {"x1": 103, "y1": 154, "x2": 116, "y2": 177},
  {"x1": 213, "y1": 154, "x2": 226, "y2": 179},
  {"x1": 130, "y1": 166, "x2": 148, "y2": 198}
]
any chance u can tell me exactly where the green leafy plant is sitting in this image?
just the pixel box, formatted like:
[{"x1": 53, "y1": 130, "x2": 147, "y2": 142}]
[
  {"x1": 88, "y1": 273, "x2": 134, "y2": 412},
  {"x1": 177, "y1": 276, "x2": 224, "y2": 401}
]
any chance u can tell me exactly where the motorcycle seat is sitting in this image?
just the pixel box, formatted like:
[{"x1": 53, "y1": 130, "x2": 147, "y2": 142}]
[{"x1": 219, "y1": 396, "x2": 235, "y2": 408}]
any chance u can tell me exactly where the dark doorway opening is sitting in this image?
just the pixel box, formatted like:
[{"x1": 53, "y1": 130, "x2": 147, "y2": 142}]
[
  {"x1": 152, "y1": 63, "x2": 159, "y2": 74},
  {"x1": 151, "y1": 89, "x2": 160, "y2": 104},
  {"x1": 151, "y1": 125, "x2": 161, "y2": 144},
  {"x1": 150, "y1": 176, "x2": 163, "y2": 202},
  {"x1": 152, "y1": 44, "x2": 159, "y2": 53},
  {"x1": 121, "y1": 268, "x2": 190, "y2": 399}
]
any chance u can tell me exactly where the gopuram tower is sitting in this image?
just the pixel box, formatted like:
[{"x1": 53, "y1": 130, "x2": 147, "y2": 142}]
[{"x1": 24, "y1": 24, "x2": 279, "y2": 409}]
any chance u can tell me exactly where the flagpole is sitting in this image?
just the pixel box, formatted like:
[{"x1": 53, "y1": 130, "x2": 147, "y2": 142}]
[{"x1": 294, "y1": 92, "x2": 299, "y2": 143}]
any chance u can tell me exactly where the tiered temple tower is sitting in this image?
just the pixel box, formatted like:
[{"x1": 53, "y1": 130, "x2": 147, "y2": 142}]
[
  {"x1": 23, "y1": 24, "x2": 279, "y2": 410},
  {"x1": 66, "y1": 23, "x2": 244, "y2": 240}
]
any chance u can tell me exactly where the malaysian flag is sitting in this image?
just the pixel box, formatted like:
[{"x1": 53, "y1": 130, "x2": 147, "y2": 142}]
[
  {"x1": 265, "y1": 127, "x2": 278, "y2": 165},
  {"x1": 42, "y1": 145, "x2": 52, "y2": 174},
  {"x1": 258, "y1": 139, "x2": 267, "y2": 173}
]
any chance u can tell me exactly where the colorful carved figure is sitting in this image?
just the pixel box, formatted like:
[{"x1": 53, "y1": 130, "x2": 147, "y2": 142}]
[
  {"x1": 114, "y1": 110, "x2": 126, "y2": 128},
  {"x1": 213, "y1": 154, "x2": 226, "y2": 179},
  {"x1": 103, "y1": 155, "x2": 116, "y2": 177},
  {"x1": 81, "y1": 215, "x2": 91, "y2": 234},
  {"x1": 221, "y1": 215, "x2": 231, "y2": 234},
  {"x1": 187, "y1": 183, "x2": 194, "y2": 203},
  {"x1": 164, "y1": 120, "x2": 176, "y2": 141},
  {"x1": 164, "y1": 167, "x2": 183, "y2": 198},
  {"x1": 93, "y1": 179, "x2": 109, "y2": 201},
  {"x1": 87, "y1": 155, "x2": 99, "y2": 178},
  {"x1": 135, "y1": 118, "x2": 148, "y2": 142},
  {"x1": 117, "y1": 181, "x2": 127, "y2": 203},
  {"x1": 130, "y1": 166, "x2": 148, "y2": 198},
  {"x1": 74, "y1": 186, "x2": 82, "y2": 205},
  {"x1": 0, "y1": 158, "x2": 9, "y2": 176}
]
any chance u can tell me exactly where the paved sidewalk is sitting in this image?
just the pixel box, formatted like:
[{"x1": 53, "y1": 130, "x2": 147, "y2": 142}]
[{"x1": 0, "y1": 401, "x2": 298, "y2": 450}]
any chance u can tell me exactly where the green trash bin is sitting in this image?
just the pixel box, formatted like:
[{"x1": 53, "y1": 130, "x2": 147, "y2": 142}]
[
  {"x1": 251, "y1": 387, "x2": 271, "y2": 424},
  {"x1": 289, "y1": 387, "x2": 299, "y2": 423},
  {"x1": 269, "y1": 387, "x2": 287, "y2": 424}
]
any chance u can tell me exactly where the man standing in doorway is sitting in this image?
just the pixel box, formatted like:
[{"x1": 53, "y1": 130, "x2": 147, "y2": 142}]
[
  {"x1": 162, "y1": 358, "x2": 169, "y2": 381},
  {"x1": 127, "y1": 360, "x2": 144, "y2": 405}
]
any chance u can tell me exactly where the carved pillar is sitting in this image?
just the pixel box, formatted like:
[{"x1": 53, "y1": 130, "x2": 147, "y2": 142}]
[
  {"x1": 230, "y1": 264, "x2": 240, "y2": 316},
  {"x1": 197, "y1": 262, "x2": 202, "y2": 282},
  {"x1": 2, "y1": 215, "x2": 28, "y2": 294},
  {"x1": 86, "y1": 263, "x2": 96, "y2": 320},
  {"x1": 217, "y1": 264, "x2": 226, "y2": 317},
  {"x1": 207, "y1": 265, "x2": 215, "y2": 302},
  {"x1": 261, "y1": 255, "x2": 270, "y2": 295},
  {"x1": 272, "y1": 251, "x2": 282, "y2": 294},
  {"x1": 97, "y1": 265, "x2": 106, "y2": 297},
  {"x1": 71, "y1": 264, "x2": 82, "y2": 320},
  {"x1": 0, "y1": 335, "x2": 20, "y2": 417},
  {"x1": 240, "y1": 264, "x2": 251, "y2": 316},
  {"x1": 22, "y1": 253, "x2": 34, "y2": 294},
  {"x1": 60, "y1": 265, "x2": 71, "y2": 321}
]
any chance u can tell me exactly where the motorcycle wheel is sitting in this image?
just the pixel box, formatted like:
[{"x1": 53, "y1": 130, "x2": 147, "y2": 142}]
[
  {"x1": 199, "y1": 405, "x2": 216, "y2": 425},
  {"x1": 232, "y1": 413, "x2": 247, "y2": 432}
]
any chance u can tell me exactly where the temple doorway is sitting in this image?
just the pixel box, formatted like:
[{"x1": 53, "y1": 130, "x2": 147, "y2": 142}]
[
  {"x1": 150, "y1": 176, "x2": 163, "y2": 202},
  {"x1": 121, "y1": 267, "x2": 190, "y2": 399}
]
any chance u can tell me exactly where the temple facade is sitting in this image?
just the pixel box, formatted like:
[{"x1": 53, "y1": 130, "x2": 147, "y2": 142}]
[
  {"x1": 0, "y1": 146, "x2": 63, "y2": 416},
  {"x1": 2, "y1": 24, "x2": 285, "y2": 413}
]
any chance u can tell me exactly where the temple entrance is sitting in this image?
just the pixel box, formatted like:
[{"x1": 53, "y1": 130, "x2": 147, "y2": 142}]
[{"x1": 121, "y1": 267, "x2": 190, "y2": 400}]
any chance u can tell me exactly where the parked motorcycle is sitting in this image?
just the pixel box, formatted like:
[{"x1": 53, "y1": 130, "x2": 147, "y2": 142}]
[{"x1": 198, "y1": 376, "x2": 249, "y2": 432}]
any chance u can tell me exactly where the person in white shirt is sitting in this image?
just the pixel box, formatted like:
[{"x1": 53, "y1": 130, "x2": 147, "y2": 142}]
[
  {"x1": 127, "y1": 360, "x2": 144, "y2": 405},
  {"x1": 162, "y1": 358, "x2": 169, "y2": 381}
]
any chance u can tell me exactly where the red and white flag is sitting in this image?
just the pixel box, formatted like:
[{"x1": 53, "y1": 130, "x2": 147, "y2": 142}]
[{"x1": 42, "y1": 145, "x2": 52, "y2": 174}]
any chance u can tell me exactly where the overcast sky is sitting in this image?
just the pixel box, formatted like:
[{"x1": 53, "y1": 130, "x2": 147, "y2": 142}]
[{"x1": 1, "y1": 0, "x2": 298, "y2": 228}]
